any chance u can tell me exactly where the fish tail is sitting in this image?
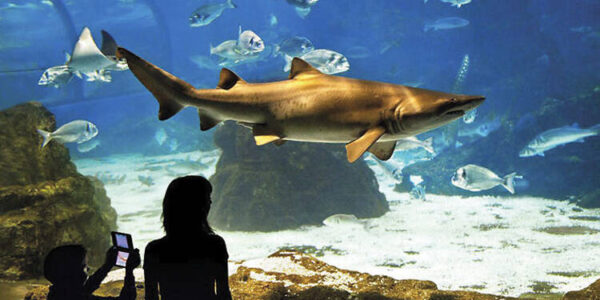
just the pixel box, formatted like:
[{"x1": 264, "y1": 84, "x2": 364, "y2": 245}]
[
  {"x1": 226, "y1": 0, "x2": 237, "y2": 9},
  {"x1": 423, "y1": 137, "x2": 435, "y2": 154},
  {"x1": 423, "y1": 24, "x2": 432, "y2": 32},
  {"x1": 501, "y1": 172, "x2": 517, "y2": 194},
  {"x1": 37, "y1": 129, "x2": 52, "y2": 148},
  {"x1": 117, "y1": 47, "x2": 190, "y2": 121},
  {"x1": 590, "y1": 123, "x2": 600, "y2": 134}
]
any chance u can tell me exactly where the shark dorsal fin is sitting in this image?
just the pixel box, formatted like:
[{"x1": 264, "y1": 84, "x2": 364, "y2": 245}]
[
  {"x1": 100, "y1": 30, "x2": 118, "y2": 57},
  {"x1": 289, "y1": 57, "x2": 322, "y2": 79},
  {"x1": 217, "y1": 68, "x2": 246, "y2": 90}
]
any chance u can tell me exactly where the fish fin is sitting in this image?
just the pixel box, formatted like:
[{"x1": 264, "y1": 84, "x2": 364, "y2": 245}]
[
  {"x1": 295, "y1": 7, "x2": 311, "y2": 18},
  {"x1": 37, "y1": 129, "x2": 52, "y2": 148},
  {"x1": 345, "y1": 126, "x2": 386, "y2": 163},
  {"x1": 209, "y1": 43, "x2": 215, "y2": 55},
  {"x1": 423, "y1": 137, "x2": 435, "y2": 154},
  {"x1": 198, "y1": 111, "x2": 222, "y2": 131},
  {"x1": 253, "y1": 125, "x2": 284, "y2": 146},
  {"x1": 289, "y1": 57, "x2": 322, "y2": 79},
  {"x1": 116, "y1": 47, "x2": 190, "y2": 120},
  {"x1": 538, "y1": 152, "x2": 545, "y2": 157},
  {"x1": 368, "y1": 141, "x2": 396, "y2": 161},
  {"x1": 64, "y1": 51, "x2": 71, "y2": 64},
  {"x1": 590, "y1": 123, "x2": 600, "y2": 134},
  {"x1": 227, "y1": 0, "x2": 237, "y2": 9},
  {"x1": 501, "y1": 172, "x2": 517, "y2": 194},
  {"x1": 71, "y1": 27, "x2": 113, "y2": 68},
  {"x1": 100, "y1": 30, "x2": 118, "y2": 57},
  {"x1": 217, "y1": 68, "x2": 246, "y2": 89}
]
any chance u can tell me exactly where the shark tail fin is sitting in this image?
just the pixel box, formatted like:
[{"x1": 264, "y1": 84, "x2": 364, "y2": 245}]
[
  {"x1": 226, "y1": 0, "x2": 237, "y2": 9},
  {"x1": 501, "y1": 172, "x2": 517, "y2": 194},
  {"x1": 423, "y1": 137, "x2": 435, "y2": 154},
  {"x1": 117, "y1": 47, "x2": 191, "y2": 121},
  {"x1": 37, "y1": 129, "x2": 52, "y2": 148}
]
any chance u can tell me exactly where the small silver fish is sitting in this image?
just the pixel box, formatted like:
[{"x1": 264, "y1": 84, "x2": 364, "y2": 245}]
[
  {"x1": 37, "y1": 120, "x2": 98, "y2": 148},
  {"x1": 38, "y1": 65, "x2": 73, "y2": 88},
  {"x1": 424, "y1": 17, "x2": 469, "y2": 32},
  {"x1": 519, "y1": 123, "x2": 600, "y2": 157},
  {"x1": 189, "y1": 0, "x2": 236, "y2": 27},
  {"x1": 237, "y1": 26, "x2": 265, "y2": 54},
  {"x1": 451, "y1": 164, "x2": 518, "y2": 194},
  {"x1": 155, "y1": 128, "x2": 167, "y2": 146},
  {"x1": 458, "y1": 118, "x2": 501, "y2": 138},
  {"x1": 286, "y1": 0, "x2": 318, "y2": 18},
  {"x1": 322, "y1": 214, "x2": 362, "y2": 227},
  {"x1": 396, "y1": 137, "x2": 435, "y2": 154},
  {"x1": 440, "y1": 0, "x2": 471, "y2": 8},
  {"x1": 77, "y1": 139, "x2": 101, "y2": 153},
  {"x1": 283, "y1": 49, "x2": 349, "y2": 74},
  {"x1": 274, "y1": 36, "x2": 314, "y2": 58}
]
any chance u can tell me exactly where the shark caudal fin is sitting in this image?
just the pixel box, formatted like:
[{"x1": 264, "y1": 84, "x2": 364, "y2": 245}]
[
  {"x1": 37, "y1": 129, "x2": 52, "y2": 148},
  {"x1": 117, "y1": 47, "x2": 192, "y2": 120},
  {"x1": 501, "y1": 172, "x2": 517, "y2": 194}
]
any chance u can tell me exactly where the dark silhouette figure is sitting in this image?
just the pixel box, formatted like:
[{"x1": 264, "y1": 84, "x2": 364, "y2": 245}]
[
  {"x1": 44, "y1": 244, "x2": 141, "y2": 300},
  {"x1": 144, "y1": 176, "x2": 232, "y2": 300}
]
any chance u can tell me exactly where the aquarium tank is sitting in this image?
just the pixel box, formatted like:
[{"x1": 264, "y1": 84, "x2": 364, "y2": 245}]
[{"x1": 1, "y1": 0, "x2": 599, "y2": 299}]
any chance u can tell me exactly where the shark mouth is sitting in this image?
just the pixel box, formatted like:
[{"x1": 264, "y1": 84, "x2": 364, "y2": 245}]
[{"x1": 444, "y1": 109, "x2": 465, "y2": 117}]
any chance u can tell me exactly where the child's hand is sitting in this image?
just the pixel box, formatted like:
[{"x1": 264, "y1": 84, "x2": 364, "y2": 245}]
[
  {"x1": 126, "y1": 249, "x2": 141, "y2": 270},
  {"x1": 104, "y1": 246, "x2": 118, "y2": 267}
]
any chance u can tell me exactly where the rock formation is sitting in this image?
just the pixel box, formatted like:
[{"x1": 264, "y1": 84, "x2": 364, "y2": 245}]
[
  {"x1": 207, "y1": 122, "x2": 389, "y2": 231},
  {"x1": 0, "y1": 102, "x2": 117, "y2": 280},
  {"x1": 24, "y1": 249, "x2": 600, "y2": 299}
]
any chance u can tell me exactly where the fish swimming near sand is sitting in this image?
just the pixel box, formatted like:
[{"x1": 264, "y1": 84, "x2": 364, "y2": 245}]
[
  {"x1": 77, "y1": 139, "x2": 101, "y2": 153},
  {"x1": 323, "y1": 214, "x2": 363, "y2": 227},
  {"x1": 451, "y1": 164, "x2": 519, "y2": 194},
  {"x1": 519, "y1": 123, "x2": 600, "y2": 157},
  {"x1": 116, "y1": 47, "x2": 484, "y2": 163},
  {"x1": 37, "y1": 120, "x2": 98, "y2": 148}
]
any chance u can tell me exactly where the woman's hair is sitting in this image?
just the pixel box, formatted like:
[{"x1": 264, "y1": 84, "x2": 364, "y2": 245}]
[
  {"x1": 162, "y1": 176, "x2": 214, "y2": 237},
  {"x1": 44, "y1": 244, "x2": 86, "y2": 284}
]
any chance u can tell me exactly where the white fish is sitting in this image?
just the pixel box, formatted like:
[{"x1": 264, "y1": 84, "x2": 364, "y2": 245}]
[
  {"x1": 322, "y1": 214, "x2": 363, "y2": 227},
  {"x1": 67, "y1": 27, "x2": 116, "y2": 78},
  {"x1": 189, "y1": 0, "x2": 236, "y2": 27},
  {"x1": 37, "y1": 120, "x2": 98, "y2": 148},
  {"x1": 155, "y1": 128, "x2": 167, "y2": 146},
  {"x1": 237, "y1": 26, "x2": 265, "y2": 55},
  {"x1": 519, "y1": 123, "x2": 600, "y2": 157},
  {"x1": 269, "y1": 13, "x2": 278, "y2": 27},
  {"x1": 38, "y1": 65, "x2": 73, "y2": 88},
  {"x1": 283, "y1": 49, "x2": 349, "y2": 74},
  {"x1": 286, "y1": 0, "x2": 318, "y2": 18},
  {"x1": 424, "y1": 17, "x2": 469, "y2": 32},
  {"x1": 462, "y1": 108, "x2": 477, "y2": 124},
  {"x1": 451, "y1": 164, "x2": 518, "y2": 194},
  {"x1": 458, "y1": 118, "x2": 501, "y2": 138},
  {"x1": 396, "y1": 137, "x2": 435, "y2": 154},
  {"x1": 77, "y1": 139, "x2": 101, "y2": 153},
  {"x1": 168, "y1": 139, "x2": 179, "y2": 152},
  {"x1": 274, "y1": 36, "x2": 314, "y2": 58},
  {"x1": 371, "y1": 159, "x2": 404, "y2": 183},
  {"x1": 440, "y1": 0, "x2": 472, "y2": 8}
]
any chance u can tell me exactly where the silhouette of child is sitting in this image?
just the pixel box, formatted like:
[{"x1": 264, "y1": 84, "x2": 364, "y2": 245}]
[
  {"x1": 44, "y1": 244, "x2": 141, "y2": 300},
  {"x1": 144, "y1": 176, "x2": 232, "y2": 300}
]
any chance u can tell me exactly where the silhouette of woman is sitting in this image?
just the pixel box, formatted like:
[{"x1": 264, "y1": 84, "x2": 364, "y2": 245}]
[{"x1": 144, "y1": 176, "x2": 232, "y2": 300}]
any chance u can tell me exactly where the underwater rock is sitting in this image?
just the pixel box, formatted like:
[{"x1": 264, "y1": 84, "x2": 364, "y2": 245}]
[
  {"x1": 208, "y1": 122, "x2": 388, "y2": 231},
  {"x1": 0, "y1": 102, "x2": 117, "y2": 280},
  {"x1": 563, "y1": 278, "x2": 600, "y2": 300}
]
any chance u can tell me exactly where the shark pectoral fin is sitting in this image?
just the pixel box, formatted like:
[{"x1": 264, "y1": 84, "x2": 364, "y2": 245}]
[
  {"x1": 345, "y1": 126, "x2": 386, "y2": 163},
  {"x1": 289, "y1": 57, "x2": 323, "y2": 79},
  {"x1": 198, "y1": 112, "x2": 222, "y2": 131},
  {"x1": 217, "y1": 68, "x2": 246, "y2": 89},
  {"x1": 368, "y1": 141, "x2": 396, "y2": 161}
]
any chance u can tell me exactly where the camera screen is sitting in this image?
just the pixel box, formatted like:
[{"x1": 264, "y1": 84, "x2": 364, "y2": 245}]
[
  {"x1": 115, "y1": 251, "x2": 129, "y2": 267},
  {"x1": 115, "y1": 233, "x2": 130, "y2": 249}
]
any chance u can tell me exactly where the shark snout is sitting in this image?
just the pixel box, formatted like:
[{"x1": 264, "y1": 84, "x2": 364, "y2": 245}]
[{"x1": 441, "y1": 95, "x2": 485, "y2": 116}]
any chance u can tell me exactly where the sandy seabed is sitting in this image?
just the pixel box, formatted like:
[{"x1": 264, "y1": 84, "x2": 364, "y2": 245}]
[{"x1": 74, "y1": 150, "x2": 600, "y2": 297}]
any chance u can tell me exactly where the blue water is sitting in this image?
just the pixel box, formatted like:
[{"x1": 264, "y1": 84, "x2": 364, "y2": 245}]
[{"x1": 2, "y1": 0, "x2": 600, "y2": 297}]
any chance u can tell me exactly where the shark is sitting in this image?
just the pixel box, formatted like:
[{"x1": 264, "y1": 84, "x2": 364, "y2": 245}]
[{"x1": 116, "y1": 47, "x2": 484, "y2": 163}]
